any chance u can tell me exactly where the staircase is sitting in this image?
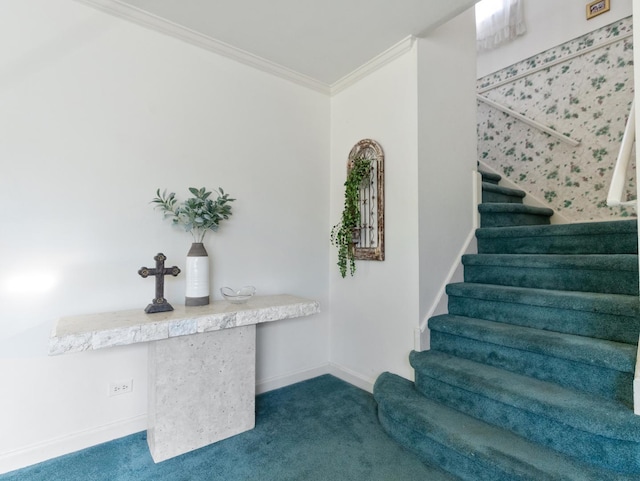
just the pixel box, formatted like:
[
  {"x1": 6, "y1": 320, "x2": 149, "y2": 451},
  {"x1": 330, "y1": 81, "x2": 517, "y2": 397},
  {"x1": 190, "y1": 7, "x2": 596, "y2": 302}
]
[{"x1": 373, "y1": 170, "x2": 640, "y2": 480}]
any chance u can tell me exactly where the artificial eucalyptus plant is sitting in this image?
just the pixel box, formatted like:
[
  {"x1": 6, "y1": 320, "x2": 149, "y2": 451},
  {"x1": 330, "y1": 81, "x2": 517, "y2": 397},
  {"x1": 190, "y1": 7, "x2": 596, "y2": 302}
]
[
  {"x1": 152, "y1": 187, "x2": 235, "y2": 243},
  {"x1": 330, "y1": 157, "x2": 372, "y2": 277}
]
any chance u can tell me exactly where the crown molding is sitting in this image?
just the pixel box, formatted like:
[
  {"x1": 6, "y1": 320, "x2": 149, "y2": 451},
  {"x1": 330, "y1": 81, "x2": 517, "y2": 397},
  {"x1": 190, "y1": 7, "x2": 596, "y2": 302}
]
[
  {"x1": 75, "y1": 0, "x2": 416, "y2": 97},
  {"x1": 329, "y1": 36, "x2": 416, "y2": 95},
  {"x1": 74, "y1": 0, "x2": 332, "y2": 95}
]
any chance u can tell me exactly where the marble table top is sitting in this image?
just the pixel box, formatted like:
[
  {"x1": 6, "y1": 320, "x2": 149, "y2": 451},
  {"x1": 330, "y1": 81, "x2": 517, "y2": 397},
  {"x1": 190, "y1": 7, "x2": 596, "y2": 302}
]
[{"x1": 49, "y1": 294, "x2": 320, "y2": 355}]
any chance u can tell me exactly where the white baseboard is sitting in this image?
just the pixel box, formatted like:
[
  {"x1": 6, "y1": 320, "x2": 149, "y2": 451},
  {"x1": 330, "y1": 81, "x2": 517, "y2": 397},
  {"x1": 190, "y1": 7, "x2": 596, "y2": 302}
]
[
  {"x1": 0, "y1": 414, "x2": 147, "y2": 475},
  {"x1": 327, "y1": 362, "x2": 376, "y2": 393},
  {"x1": 255, "y1": 364, "x2": 331, "y2": 394},
  {"x1": 1, "y1": 364, "x2": 374, "y2": 475},
  {"x1": 256, "y1": 362, "x2": 375, "y2": 394}
]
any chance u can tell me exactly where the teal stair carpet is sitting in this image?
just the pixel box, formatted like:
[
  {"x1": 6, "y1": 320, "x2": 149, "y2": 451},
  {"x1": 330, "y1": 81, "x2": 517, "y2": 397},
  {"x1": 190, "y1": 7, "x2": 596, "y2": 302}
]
[
  {"x1": 0, "y1": 375, "x2": 454, "y2": 481},
  {"x1": 374, "y1": 170, "x2": 640, "y2": 480}
]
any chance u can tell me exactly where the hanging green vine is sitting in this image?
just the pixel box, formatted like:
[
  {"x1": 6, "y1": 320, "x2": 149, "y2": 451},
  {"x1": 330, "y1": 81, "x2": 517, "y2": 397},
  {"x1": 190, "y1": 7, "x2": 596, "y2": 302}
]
[{"x1": 330, "y1": 157, "x2": 372, "y2": 277}]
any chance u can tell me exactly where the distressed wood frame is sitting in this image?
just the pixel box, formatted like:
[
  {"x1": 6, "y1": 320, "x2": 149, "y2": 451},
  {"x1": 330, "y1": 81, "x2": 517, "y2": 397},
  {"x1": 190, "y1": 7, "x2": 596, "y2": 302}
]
[{"x1": 348, "y1": 139, "x2": 385, "y2": 261}]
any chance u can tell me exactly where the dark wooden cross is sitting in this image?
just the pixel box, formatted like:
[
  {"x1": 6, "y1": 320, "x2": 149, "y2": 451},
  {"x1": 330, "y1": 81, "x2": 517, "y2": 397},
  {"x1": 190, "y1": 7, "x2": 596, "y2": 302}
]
[{"x1": 138, "y1": 253, "x2": 181, "y2": 313}]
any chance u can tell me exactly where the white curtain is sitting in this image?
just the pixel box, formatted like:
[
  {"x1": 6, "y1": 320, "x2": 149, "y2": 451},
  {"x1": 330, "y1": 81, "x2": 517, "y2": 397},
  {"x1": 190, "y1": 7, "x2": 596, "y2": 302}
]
[{"x1": 476, "y1": 0, "x2": 526, "y2": 51}]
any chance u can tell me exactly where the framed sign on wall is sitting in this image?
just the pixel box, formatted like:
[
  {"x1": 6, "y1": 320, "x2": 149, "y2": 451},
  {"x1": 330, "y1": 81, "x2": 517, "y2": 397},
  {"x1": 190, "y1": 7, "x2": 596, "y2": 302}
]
[{"x1": 586, "y1": 0, "x2": 610, "y2": 20}]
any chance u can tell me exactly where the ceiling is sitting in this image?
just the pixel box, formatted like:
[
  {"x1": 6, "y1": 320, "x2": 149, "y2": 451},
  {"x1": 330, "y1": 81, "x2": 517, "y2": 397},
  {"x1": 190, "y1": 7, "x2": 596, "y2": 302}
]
[{"x1": 81, "y1": 0, "x2": 478, "y2": 90}]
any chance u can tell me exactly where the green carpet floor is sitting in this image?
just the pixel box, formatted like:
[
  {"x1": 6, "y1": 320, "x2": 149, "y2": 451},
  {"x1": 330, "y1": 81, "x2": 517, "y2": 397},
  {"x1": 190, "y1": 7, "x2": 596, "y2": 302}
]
[{"x1": 0, "y1": 375, "x2": 454, "y2": 481}]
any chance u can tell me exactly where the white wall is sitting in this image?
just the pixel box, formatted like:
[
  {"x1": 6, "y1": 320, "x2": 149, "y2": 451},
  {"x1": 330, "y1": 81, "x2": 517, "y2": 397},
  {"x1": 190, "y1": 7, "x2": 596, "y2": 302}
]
[
  {"x1": 477, "y1": 0, "x2": 633, "y2": 77},
  {"x1": 418, "y1": 10, "x2": 478, "y2": 336},
  {"x1": 329, "y1": 47, "x2": 420, "y2": 388},
  {"x1": 328, "y1": 9, "x2": 478, "y2": 387},
  {"x1": 0, "y1": 0, "x2": 330, "y2": 473}
]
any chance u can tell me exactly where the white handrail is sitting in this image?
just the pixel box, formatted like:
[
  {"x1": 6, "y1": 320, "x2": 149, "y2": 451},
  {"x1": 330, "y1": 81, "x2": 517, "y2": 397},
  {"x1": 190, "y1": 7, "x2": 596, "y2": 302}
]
[
  {"x1": 607, "y1": 100, "x2": 636, "y2": 208},
  {"x1": 477, "y1": 94, "x2": 581, "y2": 147}
]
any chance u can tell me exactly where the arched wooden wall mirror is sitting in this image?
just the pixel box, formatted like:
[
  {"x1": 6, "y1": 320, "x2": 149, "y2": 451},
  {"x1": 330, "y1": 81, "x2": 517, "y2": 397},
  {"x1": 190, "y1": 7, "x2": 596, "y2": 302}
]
[{"x1": 348, "y1": 139, "x2": 385, "y2": 261}]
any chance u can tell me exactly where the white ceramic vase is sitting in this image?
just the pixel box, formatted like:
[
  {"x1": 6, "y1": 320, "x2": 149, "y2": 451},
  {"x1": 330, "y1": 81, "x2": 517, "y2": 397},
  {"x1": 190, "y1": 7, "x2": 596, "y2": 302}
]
[{"x1": 185, "y1": 242, "x2": 209, "y2": 306}]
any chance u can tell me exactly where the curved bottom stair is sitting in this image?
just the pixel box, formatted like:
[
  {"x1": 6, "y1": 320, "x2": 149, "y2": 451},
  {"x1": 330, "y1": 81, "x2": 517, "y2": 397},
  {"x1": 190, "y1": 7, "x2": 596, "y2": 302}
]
[{"x1": 375, "y1": 373, "x2": 640, "y2": 481}]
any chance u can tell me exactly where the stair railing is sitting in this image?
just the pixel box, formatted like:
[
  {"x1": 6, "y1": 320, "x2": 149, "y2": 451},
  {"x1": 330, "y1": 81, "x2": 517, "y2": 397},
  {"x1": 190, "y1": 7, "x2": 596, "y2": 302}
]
[
  {"x1": 476, "y1": 94, "x2": 581, "y2": 147},
  {"x1": 606, "y1": 99, "x2": 636, "y2": 208}
]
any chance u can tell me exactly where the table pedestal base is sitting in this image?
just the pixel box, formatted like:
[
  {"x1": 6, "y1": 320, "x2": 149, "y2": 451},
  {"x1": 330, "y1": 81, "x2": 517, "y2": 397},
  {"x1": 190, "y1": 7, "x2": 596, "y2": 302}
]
[{"x1": 147, "y1": 325, "x2": 256, "y2": 462}]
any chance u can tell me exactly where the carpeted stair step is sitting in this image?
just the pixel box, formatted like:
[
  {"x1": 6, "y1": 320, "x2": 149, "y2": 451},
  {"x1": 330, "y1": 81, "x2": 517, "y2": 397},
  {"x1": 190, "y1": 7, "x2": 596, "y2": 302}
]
[
  {"x1": 446, "y1": 282, "x2": 640, "y2": 343},
  {"x1": 410, "y1": 350, "x2": 640, "y2": 473},
  {"x1": 478, "y1": 169, "x2": 501, "y2": 185},
  {"x1": 374, "y1": 372, "x2": 636, "y2": 481},
  {"x1": 429, "y1": 314, "x2": 635, "y2": 405},
  {"x1": 462, "y1": 253, "x2": 638, "y2": 295},
  {"x1": 481, "y1": 182, "x2": 526, "y2": 204},
  {"x1": 478, "y1": 203, "x2": 553, "y2": 227},
  {"x1": 476, "y1": 219, "x2": 638, "y2": 255},
  {"x1": 374, "y1": 162, "x2": 640, "y2": 478}
]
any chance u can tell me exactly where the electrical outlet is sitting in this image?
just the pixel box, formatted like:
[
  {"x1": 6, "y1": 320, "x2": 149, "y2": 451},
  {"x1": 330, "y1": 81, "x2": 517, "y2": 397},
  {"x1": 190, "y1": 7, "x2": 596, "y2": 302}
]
[{"x1": 109, "y1": 379, "x2": 133, "y2": 397}]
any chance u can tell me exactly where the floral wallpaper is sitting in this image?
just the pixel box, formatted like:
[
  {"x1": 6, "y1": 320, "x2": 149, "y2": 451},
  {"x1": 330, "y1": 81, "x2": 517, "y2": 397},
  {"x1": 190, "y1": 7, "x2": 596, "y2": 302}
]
[{"x1": 477, "y1": 17, "x2": 636, "y2": 221}]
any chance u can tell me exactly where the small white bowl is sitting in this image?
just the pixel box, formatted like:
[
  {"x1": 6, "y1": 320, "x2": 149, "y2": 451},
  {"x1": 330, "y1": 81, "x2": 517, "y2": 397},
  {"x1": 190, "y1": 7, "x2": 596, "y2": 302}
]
[{"x1": 220, "y1": 286, "x2": 256, "y2": 304}]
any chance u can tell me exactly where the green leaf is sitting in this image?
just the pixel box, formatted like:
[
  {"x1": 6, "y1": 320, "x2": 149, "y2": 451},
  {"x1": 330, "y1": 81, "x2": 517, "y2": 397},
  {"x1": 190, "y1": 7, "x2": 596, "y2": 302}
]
[{"x1": 152, "y1": 185, "x2": 235, "y2": 241}]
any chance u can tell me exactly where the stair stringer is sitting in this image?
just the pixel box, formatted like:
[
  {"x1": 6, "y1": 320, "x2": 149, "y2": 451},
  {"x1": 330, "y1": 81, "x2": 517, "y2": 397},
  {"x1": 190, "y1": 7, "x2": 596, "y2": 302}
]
[{"x1": 419, "y1": 171, "x2": 480, "y2": 349}]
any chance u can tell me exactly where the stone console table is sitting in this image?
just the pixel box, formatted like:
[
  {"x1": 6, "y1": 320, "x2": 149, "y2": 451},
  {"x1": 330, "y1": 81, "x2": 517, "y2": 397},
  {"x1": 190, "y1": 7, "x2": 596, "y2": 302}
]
[{"x1": 49, "y1": 295, "x2": 320, "y2": 462}]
